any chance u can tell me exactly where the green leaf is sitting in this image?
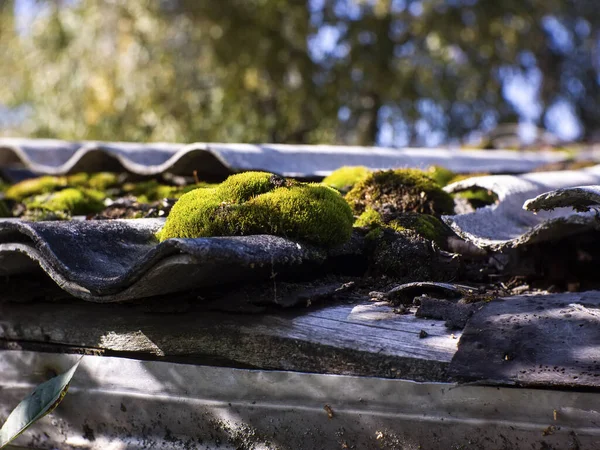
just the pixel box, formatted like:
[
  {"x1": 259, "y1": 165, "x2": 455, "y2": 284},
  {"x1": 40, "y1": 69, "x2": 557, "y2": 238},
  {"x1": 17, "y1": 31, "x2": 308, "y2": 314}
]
[{"x1": 0, "y1": 358, "x2": 81, "y2": 449}]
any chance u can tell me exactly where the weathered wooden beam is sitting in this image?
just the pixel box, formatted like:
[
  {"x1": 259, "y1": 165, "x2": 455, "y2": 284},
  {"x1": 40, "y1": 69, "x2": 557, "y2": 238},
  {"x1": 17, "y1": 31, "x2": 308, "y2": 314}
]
[{"x1": 0, "y1": 297, "x2": 459, "y2": 381}]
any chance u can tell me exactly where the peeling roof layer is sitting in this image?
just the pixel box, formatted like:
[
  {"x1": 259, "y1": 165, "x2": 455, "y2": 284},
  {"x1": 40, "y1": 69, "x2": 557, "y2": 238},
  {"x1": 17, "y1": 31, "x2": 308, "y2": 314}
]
[
  {"x1": 443, "y1": 165, "x2": 600, "y2": 249},
  {"x1": 524, "y1": 185, "x2": 600, "y2": 212},
  {"x1": 0, "y1": 138, "x2": 568, "y2": 178},
  {"x1": 0, "y1": 218, "x2": 327, "y2": 302}
]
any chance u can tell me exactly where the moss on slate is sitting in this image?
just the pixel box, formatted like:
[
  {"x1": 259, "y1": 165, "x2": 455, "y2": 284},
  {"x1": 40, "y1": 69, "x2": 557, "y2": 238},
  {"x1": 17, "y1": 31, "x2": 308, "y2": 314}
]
[
  {"x1": 345, "y1": 168, "x2": 455, "y2": 218},
  {"x1": 5, "y1": 176, "x2": 67, "y2": 201},
  {"x1": 448, "y1": 173, "x2": 498, "y2": 207},
  {"x1": 355, "y1": 207, "x2": 450, "y2": 246},
  {"x1": 24, "y1": 188, "x2": 106, "y2": 215},
  {"x1": 426, "y1": 165, "x2": 456, "y2": 187},
  {"x1": 157, "y1": 171, "x2": 354, "y2": 248},
  {"x1": 322, "y1": 166, "x2": 371, "y2": 193}
]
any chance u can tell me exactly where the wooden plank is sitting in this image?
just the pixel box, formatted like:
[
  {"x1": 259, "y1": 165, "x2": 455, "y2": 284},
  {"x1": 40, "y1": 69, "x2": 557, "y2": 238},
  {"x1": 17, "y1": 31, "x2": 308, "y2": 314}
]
[
  {"x1": 0, "y1": 296, "x2": 459, "y2": 382},
  {"x1": 449, "y1": 291, "x2": 600, "y2": 388}
]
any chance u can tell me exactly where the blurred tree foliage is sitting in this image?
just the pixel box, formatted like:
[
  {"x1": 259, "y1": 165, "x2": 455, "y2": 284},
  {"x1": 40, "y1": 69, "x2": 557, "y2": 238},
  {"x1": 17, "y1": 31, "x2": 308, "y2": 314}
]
[{"x1": 0, "y1": 0, "x2": 598, "y2": 145}]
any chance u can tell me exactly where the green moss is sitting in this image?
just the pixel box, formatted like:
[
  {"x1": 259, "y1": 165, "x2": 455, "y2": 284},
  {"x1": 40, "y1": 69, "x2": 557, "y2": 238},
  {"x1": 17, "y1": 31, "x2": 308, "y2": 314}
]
[
  {"x1": 365, "y1": 227, "x2": 384, "y2": 241},
  {"x1": 65, "y1": 173, "x2": 90, "y2": 187},
  {"x1": 87, "y1": 172, "x2": 120, "y2": 190},
  {"x1": 388, "y1": 213, "x2": 450, "y2": 245},
  {"x1": 157, "y1": 171, "x2": 354, "y2": 248},
  {"x1": 66, "y1": 172, "x2": 120, "y2": 191},
  {"x1": 219, "y1": 171, "x2": 288, "y2": 202},
  {"x1": 5, "y1": 176, "x2": 67, "y2": 201},
  {"x1": 345, "y1": 169, "x2": 455, "y2": 218},
  {"x1": 454, "y1": 189, "x2": 497, "y2": 207},
  {"x1": 448, "y1": 173, "x2": 498, "y2": 207},
  {"x1": 426, "y1": 165, "x2": 456, "y2": 187},
  {"x1": 24, "y1": 188, "x2": 106, "y2": 215},
  {"x1": 354, "y1": 208, "x2": 384, "y2": 228},
  {"x1": 355, "y1": 207, "x2": 449, "y2": 245},
  {"x1": 322, "y1": 166, "x2": 370, "y2": 193}
]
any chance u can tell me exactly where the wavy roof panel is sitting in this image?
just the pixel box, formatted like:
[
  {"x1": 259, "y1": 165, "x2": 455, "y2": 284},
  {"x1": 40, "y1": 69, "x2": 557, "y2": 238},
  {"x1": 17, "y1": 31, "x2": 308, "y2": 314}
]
[
  {"x1": 443, "y1": 165, "x2": 600, "y2": 249},
  {"x1": 0, "y1": 138, "x2": 568, "y2": 178},
  {"x1": 0, "y1": 218, "x2": 329, "y2": 302}
]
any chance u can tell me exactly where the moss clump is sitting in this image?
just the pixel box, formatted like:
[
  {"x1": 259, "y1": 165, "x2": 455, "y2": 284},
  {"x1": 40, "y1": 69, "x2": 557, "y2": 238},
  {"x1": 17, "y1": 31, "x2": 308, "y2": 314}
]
[
  {"x1": 5, "y1": 176, "x2": 67, "y2": 201},
  {"x1": 426, "y1": 165, "x2": 456, "y2": 187},
  {"x1": 345, "y1": 169, "x2": 455, "y2": 218},
  {"x1": 24, "y1": 188, "x2": 106, "y2": 215},
  {"x1": 354, "y1": 208, "x2": 383, "y2": 229},
  {"x1": 355, "y1": 208, "x2": 450, "y2": 246},
  {"x1": 448, "y1": 173, "x2": 498, "y2": 207},
  {"x1": 5, "y1": 173, "x2": 120, "y2": 203},
  {"x1": 388, "y1": 213, "x2": 450, "y2": 245},
  {"x1": 322, "y1": 166, "x2": 370, "y2": 193},
  {"x1": 66, "y1": 172, "x2": 120, "y2": 191},
  {"x1": 157, "y1": 171, "x2": 354, "y2": 248},
  {"x1": 65, "y1": 173, "x2": 90, "y2": 187},
  {"x1": 89, "y1": 172, "x2": 119, "y2": 190},
  {"x1": 83, "y1": 172, "x2": 120, "y2": 190},
  {"x1": 454, "y1": 189, "x2": 498, "y2": 207}
]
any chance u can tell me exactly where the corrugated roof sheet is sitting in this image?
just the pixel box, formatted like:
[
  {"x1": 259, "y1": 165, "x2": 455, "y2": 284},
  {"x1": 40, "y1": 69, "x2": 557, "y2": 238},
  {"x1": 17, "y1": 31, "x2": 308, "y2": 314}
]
[
  {"x1": 0, "y1": 138, "x2": 568, "y2": 177},
  {"x1": 1, "y1": 138, "x2": 599, "y2": 300},
  {"x1": 443, "y1": 165, "x2": 600, "y2": 249},
  {"x1": 0, "y1": 218, "x2": 330, "y2": 302}
]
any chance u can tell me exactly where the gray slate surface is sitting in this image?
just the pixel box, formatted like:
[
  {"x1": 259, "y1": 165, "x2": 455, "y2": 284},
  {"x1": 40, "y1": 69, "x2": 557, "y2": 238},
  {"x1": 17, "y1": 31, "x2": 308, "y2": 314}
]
[
  {"x1": 0, "y1": 138, "x2": 568, "y2": 177},
  {"x1": 525, "y1": 185, "x2": 600, "y2": 212},
  {"x1": 443, "y1": 165, "x2": 600, "y2": 249},
  {"x1": 0, "y1": 218, "x2": 327, "y2": 302},
  {"x1": 449, "y1": 291, "x2": 600, "y2": 389}
]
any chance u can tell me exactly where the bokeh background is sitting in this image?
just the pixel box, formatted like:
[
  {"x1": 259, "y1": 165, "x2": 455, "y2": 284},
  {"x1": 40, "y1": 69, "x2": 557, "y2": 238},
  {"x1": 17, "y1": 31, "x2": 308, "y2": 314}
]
[{"x1": 0, "y1": 0, "x2": 598, "y2": 147}]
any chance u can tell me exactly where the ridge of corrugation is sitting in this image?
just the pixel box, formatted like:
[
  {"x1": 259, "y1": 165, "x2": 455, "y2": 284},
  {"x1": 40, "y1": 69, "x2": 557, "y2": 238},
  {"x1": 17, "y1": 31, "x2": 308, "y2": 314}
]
[{"x1": 0, "y1": 138, "x2": 568, "y2": 177}]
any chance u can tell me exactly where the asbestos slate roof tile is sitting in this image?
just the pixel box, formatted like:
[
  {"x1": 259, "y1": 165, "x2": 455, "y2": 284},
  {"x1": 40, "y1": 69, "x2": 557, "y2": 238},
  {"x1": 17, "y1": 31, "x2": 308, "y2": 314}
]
[
  {"x1": 0, "y1": 218, "x2": 327, "y2": 302},
  {"x1": 443, "y1": 165, "x2": 600, "y2": 249},
  {"x1": 0, "y1": 138, "x2": 568, "y2": 178}
]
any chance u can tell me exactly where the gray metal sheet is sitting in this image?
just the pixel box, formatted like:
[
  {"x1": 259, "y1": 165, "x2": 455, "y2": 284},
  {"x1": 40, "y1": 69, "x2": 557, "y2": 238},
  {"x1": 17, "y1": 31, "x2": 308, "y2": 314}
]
[
  {"x1": 443, "y1": 165, "x2": 600, "y2": 249},
  {"x1": 1, "y1": 352, "x2": 599, "y2": 449},
  {"x1": 0, "y1": 218, "x2": 327, "y2": 302},
  {"x1": 0, "y1": 138, "x2": 568, "y2": 177}
]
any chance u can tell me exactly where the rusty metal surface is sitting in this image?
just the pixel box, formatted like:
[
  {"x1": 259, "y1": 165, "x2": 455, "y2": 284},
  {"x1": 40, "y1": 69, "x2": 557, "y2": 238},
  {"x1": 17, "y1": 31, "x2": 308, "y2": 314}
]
[
  {"x1": 1, "y1": 351, "x2": 599, "y2": 449},
  {"x1": 443, "y1": 165, "x2": 600, "y2": 249},
  {"x1": 0, "y1": 138, "x2": 568, "y2": 178}
]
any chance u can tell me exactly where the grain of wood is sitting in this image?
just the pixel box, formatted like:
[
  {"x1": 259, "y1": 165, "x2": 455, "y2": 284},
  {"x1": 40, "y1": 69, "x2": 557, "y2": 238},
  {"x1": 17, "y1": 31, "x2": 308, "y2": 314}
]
[{"x1": 0, "y1": 296, "x2": 459, "y2": 381}]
